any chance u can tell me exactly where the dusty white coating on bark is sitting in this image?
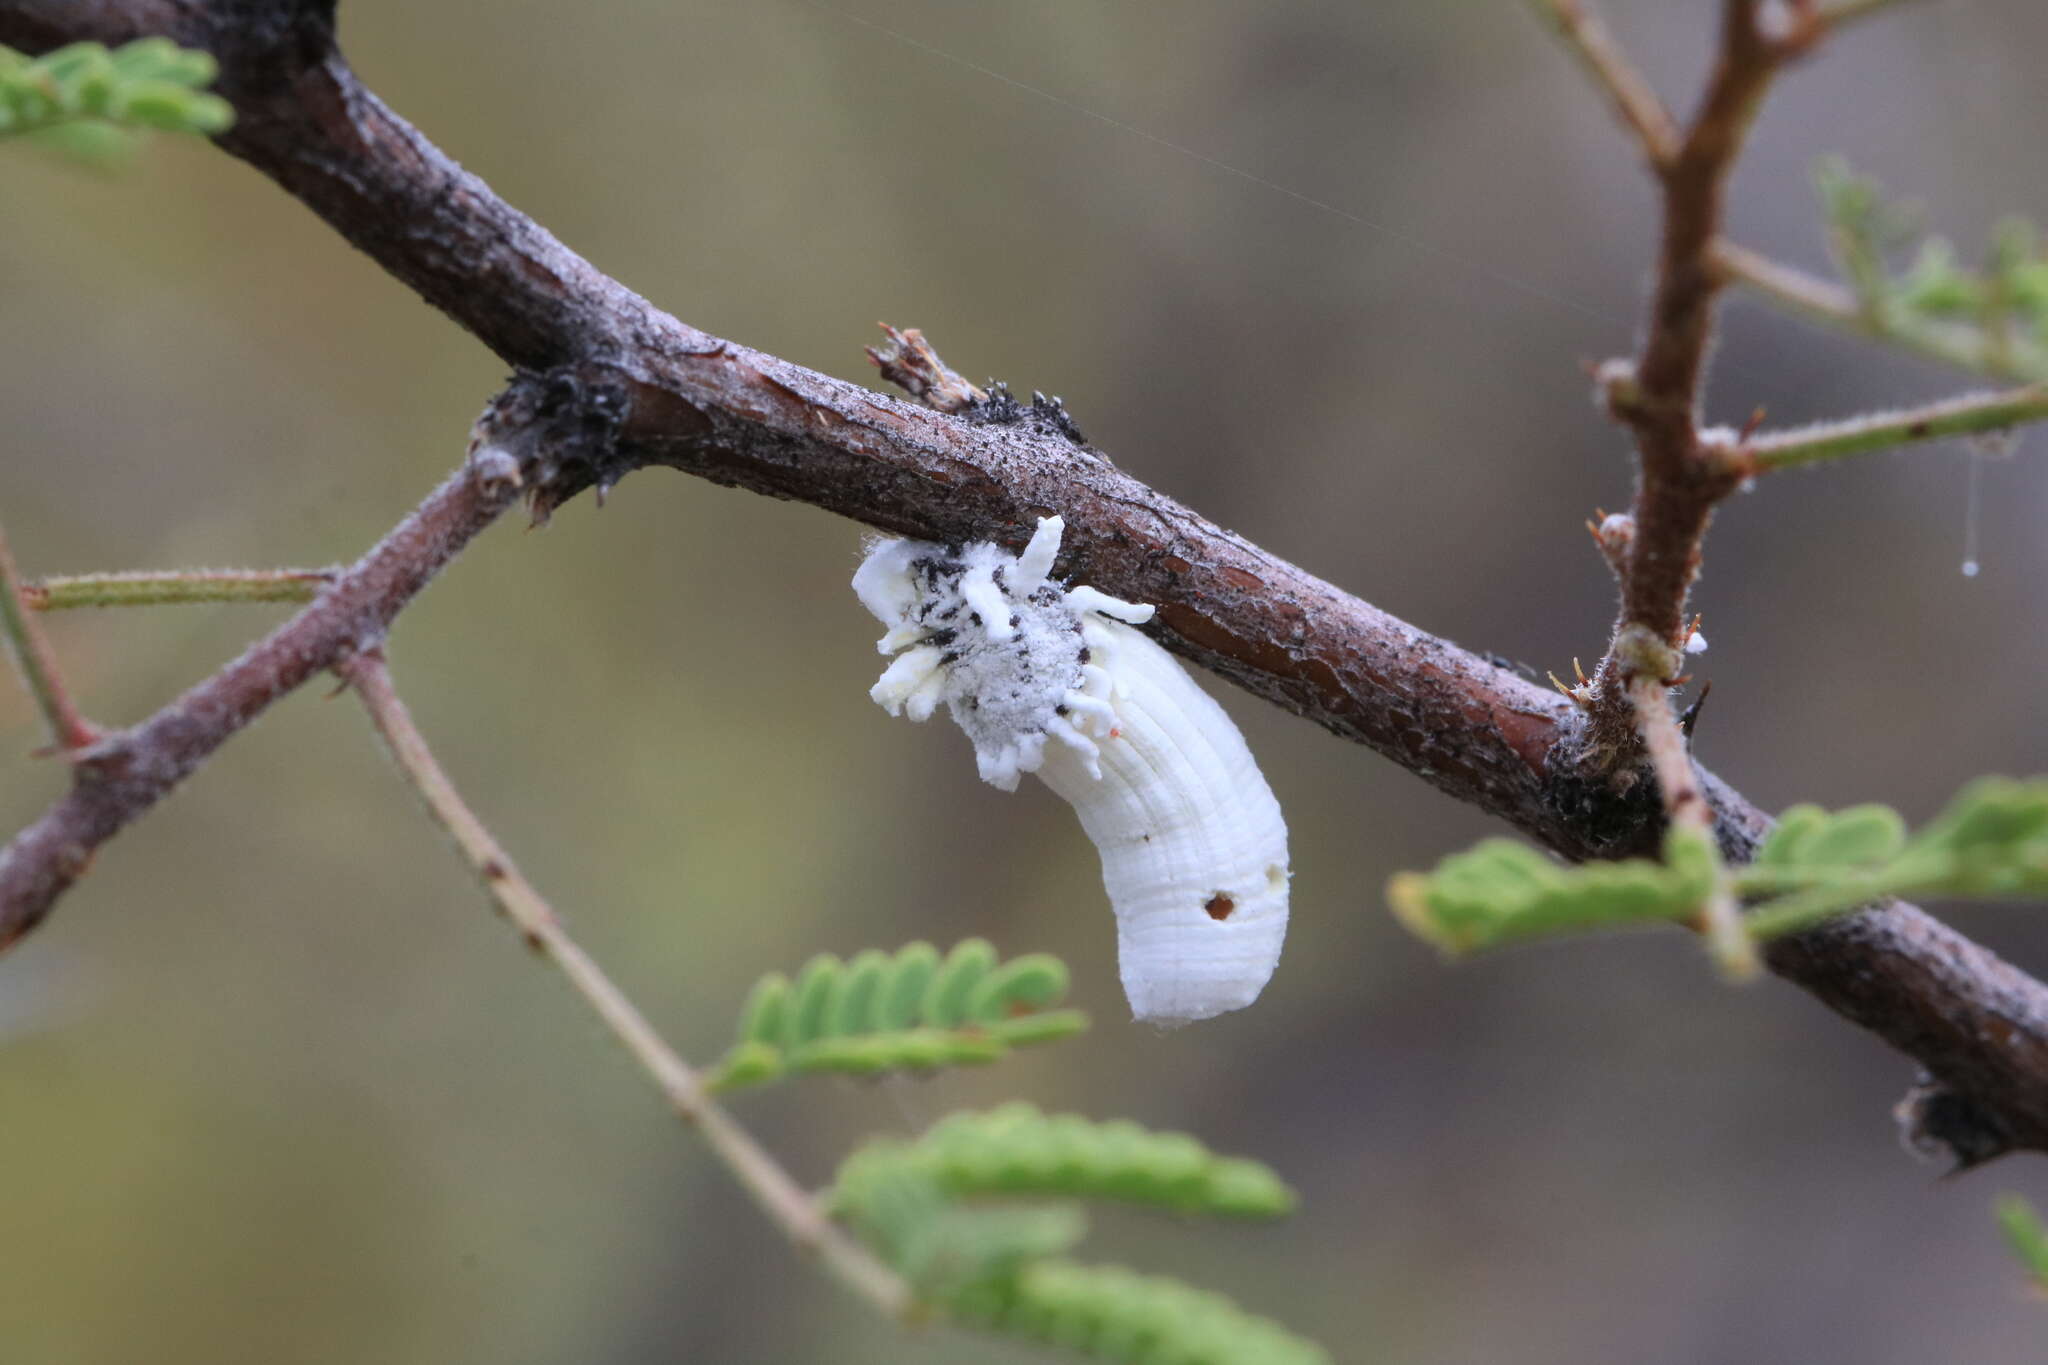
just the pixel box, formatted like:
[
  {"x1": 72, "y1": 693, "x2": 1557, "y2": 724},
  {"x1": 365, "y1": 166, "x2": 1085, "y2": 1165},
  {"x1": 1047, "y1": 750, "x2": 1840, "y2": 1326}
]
[{"x1": 855, "y1": 517, "x2": 1291, "y2": 1025}]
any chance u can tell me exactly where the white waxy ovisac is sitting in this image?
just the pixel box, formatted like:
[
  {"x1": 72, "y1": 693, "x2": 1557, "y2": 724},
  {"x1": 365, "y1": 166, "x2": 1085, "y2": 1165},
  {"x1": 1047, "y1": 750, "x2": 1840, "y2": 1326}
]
[{"x1": 853, "y1": 516, "x2": 1291, "y2": 1026}]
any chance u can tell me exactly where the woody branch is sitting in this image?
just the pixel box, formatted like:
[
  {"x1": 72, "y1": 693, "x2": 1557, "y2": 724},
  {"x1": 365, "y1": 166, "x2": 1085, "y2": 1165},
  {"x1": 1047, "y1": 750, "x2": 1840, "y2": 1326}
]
[{"x1": 0, "y1": 0, "x2": 2043, "y2": 1164}]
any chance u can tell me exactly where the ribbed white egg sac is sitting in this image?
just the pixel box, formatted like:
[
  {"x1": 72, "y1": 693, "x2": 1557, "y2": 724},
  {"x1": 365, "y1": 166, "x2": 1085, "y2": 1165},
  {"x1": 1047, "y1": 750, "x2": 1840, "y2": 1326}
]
[
  {"x1": 1034, "y1": 620, "x2": 1290, "y2": 1027},
  {"x1": 855, "y1": 517, "x2": 1291, "y2": 1026}
]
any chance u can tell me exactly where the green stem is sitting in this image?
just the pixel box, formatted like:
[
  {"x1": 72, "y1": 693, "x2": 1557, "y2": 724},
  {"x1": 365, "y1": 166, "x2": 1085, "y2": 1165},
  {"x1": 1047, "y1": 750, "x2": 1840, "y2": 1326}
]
[
  {"x1": 1712, "y1": 240, "x2": 2048, "y2": 383},
  {"x1": 1741, "y1": 879, "x2": 1891, "y2": 940},
  {"x1": 1819, "y1": 0, "x2": 1924, "y2": 29},
  {"x1": 338, "y1": 651, "x2": 917, "y2": 1322},
  {"x1": 1996, "y1": 1195, "x2": 2048, "y2": 1290},
  {"x1": 1743, "y1": 384, "x2": 2048, "y2": 472},
  {"x1": 0, "y1": 518, "x2": 96, "y2": 750},
  {"x1": 25, "y1": 567, "x2": 332, "y2": 610}
]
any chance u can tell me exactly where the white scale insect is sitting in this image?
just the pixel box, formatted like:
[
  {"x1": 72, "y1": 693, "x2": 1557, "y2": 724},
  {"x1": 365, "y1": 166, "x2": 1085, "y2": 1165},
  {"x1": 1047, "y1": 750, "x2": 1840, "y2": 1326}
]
[{"x1": 854, "y1": 516, "x2": 1290, "y2": 1026}]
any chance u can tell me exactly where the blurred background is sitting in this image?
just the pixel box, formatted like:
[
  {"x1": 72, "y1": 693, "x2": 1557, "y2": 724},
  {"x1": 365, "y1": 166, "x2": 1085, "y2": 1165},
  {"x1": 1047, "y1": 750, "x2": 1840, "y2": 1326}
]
[{"x1": 3, "y1": 2, "x2": 2046, "y2": 1361}]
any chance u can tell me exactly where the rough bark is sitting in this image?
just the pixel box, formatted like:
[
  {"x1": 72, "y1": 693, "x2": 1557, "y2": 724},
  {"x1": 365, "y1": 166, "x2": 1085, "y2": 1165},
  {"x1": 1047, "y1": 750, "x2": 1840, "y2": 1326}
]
[{"x1": 1, "y1": 0, "x2": 2041, "y2": 1162}]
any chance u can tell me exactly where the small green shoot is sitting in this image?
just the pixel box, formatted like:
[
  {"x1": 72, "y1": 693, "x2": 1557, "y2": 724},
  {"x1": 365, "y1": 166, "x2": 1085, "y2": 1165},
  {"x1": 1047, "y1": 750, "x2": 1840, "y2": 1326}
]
[
  {"x1": 831, "y1": 1106, "x2": 1321, "y2": 1363},
  {"x1": 1, "y1": 39, "x2": 232, "y2": 165},
  {"x1": 705, "y1": 940, "x2": 1086, "y2": 1091},
  {"x1": 1388, "y1": 827, "x2": 1716, "y2": 956},
  {"x1": 1997, "y1": 1196, "x2": 2048, "y2": 1297},
  {"x1": 1390, "y1": 777, "x2": 2047, "y2": 961}
]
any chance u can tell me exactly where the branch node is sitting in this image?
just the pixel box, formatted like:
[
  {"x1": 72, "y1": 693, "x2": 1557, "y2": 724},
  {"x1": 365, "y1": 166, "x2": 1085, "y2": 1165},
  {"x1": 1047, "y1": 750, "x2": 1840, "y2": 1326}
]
[
  {"x1": 1613, "y1": 623, "x2": 1682, "y2": 685},
  {"x1": 1895, "y1": 1073, "x2": 2019, "y2": 1172},
  {"x1": 1590, "y1": 357, "x2": 1643, "y2": 421},
  {"x1": 464, "y1": 366, "x2": 633, "y2": 526},
  {"x1": 1587, "y1": 510, "x2": 1636, "y2": 578},
  {"x1": 468, "y1": 445, "x2": 524, "y2": 492}
]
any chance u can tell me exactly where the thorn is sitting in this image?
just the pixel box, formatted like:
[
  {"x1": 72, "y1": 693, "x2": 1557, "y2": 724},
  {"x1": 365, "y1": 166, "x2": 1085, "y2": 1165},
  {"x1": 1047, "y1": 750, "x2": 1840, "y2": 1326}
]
[
  {"x1": 1680, "y1": 679, "x2": 1714, "y2": 742},
  {"x1": 1548, "y1": 667, "x2": 1593, "y2": 709},
  {"x1": 1739, "y1": 406, "x2": 1768, "y2": 443}
]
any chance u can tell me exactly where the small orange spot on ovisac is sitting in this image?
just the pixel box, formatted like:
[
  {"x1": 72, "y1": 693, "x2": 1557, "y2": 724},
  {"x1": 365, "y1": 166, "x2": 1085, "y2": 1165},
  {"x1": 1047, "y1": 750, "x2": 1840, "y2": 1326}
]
[{"x1": 1204, "y1": 893, "x2": 1235, "y2": 921}]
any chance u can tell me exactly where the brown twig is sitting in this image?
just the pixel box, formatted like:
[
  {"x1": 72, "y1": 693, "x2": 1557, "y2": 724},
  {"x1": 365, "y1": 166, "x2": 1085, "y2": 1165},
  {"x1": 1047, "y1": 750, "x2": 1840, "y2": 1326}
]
[
  {"x1": 3, "y1": 1, "x2": 2044, "y2": 1163},
  {"x1": 1553, "y1": 5, "x2": 1799, "y2": 763},
  {"x1": 339, "y1": 650, "x2": 915, "y2": 1318},
  {"x1": 0, "y1": 455, "x2": 521, "y2": 947},
  {"x1": 1626, "y1": 667, "x2": 1756, "y2": 979},
  {"x1": 0, "y1": 519, "x2": 97, "y2": 752},
  {"x1": 1525, "y1": 0, "x2": 1681, "y2": 170}
]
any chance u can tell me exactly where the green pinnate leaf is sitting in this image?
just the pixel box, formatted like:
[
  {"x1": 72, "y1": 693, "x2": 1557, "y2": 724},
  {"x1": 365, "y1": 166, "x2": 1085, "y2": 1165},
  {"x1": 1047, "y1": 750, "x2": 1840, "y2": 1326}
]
[
  {"x1": 965, "y1": 952, "x2": 1069, "y2": 1023},
  {"x1": 20, "y1": 121, "x2": 135, "y2": 169},
  {"x1": 1754, "y1": 802, "x2": 1905, "y2": 876},
  {"x1": 1989, "y1": 216, "x2": 2039, "y2": 279},
  {"x1": 876, "y1": 941, "x2": 940, "y2": 1030},
  {"x1": 831, "y1": 1115, "x2": 1319, "y2": 1360},
  {"x1": 1804, "y1": 155, "x2": 2047, "y2": 360},
  {"x1": 828, "y1": 948, "x2": 890, "y2": 1037},
  {"x1": 1204, "y1": 1157, "x2": 1301, "y2": 1218},
  {"x1": 31, "y1": 43, "x2": 104, "y2": 85},
  {"x1": 702, "y1": 1041, "x2": 781, "y2": 1093},
  {"x1": 1387, "y1": 829, "x2": 1714, "y2": 956},
  {"x1": 919, "y1": 1205, "x2": 1089, "y2": 1292},
  {"x1": 986, "y1": 1008, "x2": 1089, "y2": 1047},
  {"x1": 1892, "y1": 776, "x2": 2048, "y2": 897},
  {"x1": 1739, "y1": 779, "x2": 2047, "y2": 941},
  {"x1": 108, "y1": 37, "x2": 219, "y2": 87},
  {"x1": 0, "y1": 39, "x2": 234, "y2": 149},
  {"x1": 107, "y1": 36, "x2": 181, "y2": 75},
  {"x1": 949, "y1": 1259, "x2": 1330, "y2": 1365},
  {"x1": 923, "y1": 937, "x2": 997, "y2": 1027},
  {"x1": 1916, "y1": 777, "x2": 2048, "y2": 853},
  {"x1": 1895, "y1": 238, "x2": 1983, "y2": 316},
  {"x1": 2011, "y1": 260, "x2": 2048, "y2": 318},
  {"x1": 789, "y1": 953, "x2": 842, "y2": 1044},
  {"x1": 784, "y1": 1036, "x2": 895, "y2": 1078},
  {"x1": 120, "y1": 81, "x2": 231, "y2": 134},
  {"x1": 62, "y1": 47, "x2": 117, "y2": 115},
  {"x1": 834, "y1": 1103, "x2": 1296, "y2": 1220},
  {"x1": 837, "y1": 1162, "x2": 1086, "y2": 1294},
  {"x1": 1754, "y1": 805, "x2": 1825, "y2": 869},
  {"x1": 736, "y1": 972, "x2": 790, "y2": 1046},
  {"x1": 790, "y1": 1029, "x2": 1005, "y2": 1077},
  {"x1": 1997, "y1": 1195, "x2": 2048, "y2": 1294},
  {"x1": 708, "y1": 943, "x2": 1086, "y2": 1092}
]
